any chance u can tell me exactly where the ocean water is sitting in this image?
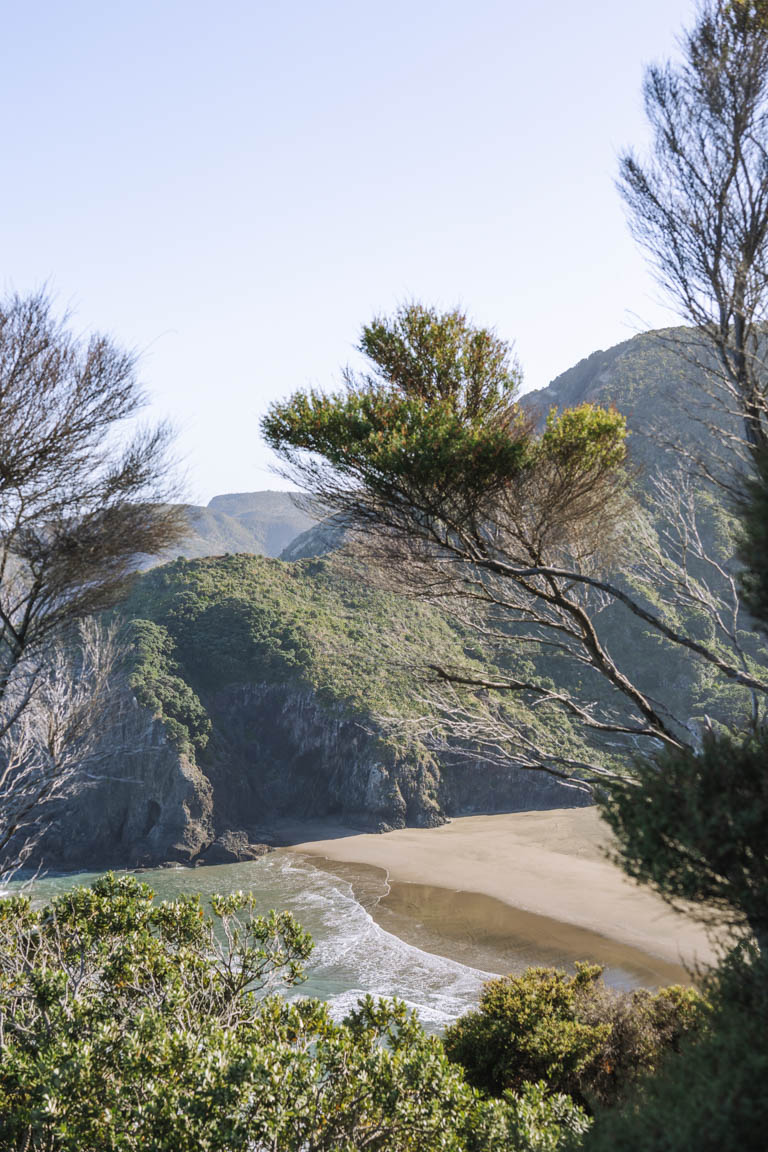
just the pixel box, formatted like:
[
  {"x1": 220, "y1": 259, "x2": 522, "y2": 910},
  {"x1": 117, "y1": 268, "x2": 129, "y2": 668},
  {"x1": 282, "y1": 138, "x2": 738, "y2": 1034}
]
[{"x1": 15, "y1": 852, "x2": 493, "y2": 1032}]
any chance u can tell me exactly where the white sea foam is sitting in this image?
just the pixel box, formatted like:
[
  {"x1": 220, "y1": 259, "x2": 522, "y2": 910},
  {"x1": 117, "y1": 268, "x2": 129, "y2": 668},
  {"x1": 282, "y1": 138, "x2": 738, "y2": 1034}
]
[
  {"x1": 13, "y1": 853, "x2": 492, "y2": 1030},
  {"x1": 264, "y1": 853, "x2": 492, "y2": 1028}
]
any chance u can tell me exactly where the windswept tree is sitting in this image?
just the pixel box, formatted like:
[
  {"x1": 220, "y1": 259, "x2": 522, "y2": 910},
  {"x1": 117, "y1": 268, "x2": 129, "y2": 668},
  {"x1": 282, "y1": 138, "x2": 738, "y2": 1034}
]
[
  {"x1": 0, "y1": 292, "x2": 183, "y2": 871},
  {"x1": 619, "y1": 0, "x2": 768, "y2": 475},
  {"x1": 263, "y1": 304, "x2": 768, "y2": 790}
]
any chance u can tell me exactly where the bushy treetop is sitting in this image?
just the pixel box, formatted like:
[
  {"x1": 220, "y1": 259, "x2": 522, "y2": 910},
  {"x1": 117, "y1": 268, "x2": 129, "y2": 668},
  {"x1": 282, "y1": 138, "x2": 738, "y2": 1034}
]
[{"x1": 263, "y1": 305, "x2": 627, "y2": 527}]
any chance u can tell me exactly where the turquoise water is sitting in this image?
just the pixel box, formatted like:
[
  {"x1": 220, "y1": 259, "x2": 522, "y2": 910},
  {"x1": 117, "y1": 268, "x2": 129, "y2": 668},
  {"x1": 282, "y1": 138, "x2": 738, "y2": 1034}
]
[{"x1": 19, "y1": 853, "x2": 493, "y2": 1031}]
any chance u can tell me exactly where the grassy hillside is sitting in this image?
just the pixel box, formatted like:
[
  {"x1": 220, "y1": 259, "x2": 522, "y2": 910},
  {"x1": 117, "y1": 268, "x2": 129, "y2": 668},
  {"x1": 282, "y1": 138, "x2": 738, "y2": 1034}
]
[{"x1": 121, "y1": 553, "x2": 589, "y2": 773}]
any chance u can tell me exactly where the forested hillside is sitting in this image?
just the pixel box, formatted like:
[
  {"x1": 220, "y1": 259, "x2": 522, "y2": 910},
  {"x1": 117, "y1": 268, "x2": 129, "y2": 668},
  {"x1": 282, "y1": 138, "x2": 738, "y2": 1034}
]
[
  {"x1": 518, "y1": 327, "x2": 760, "y2": 733},
  {"x1": 21, "y1": 327, "x2": 765, "y2": 871},
  {"x1": 27, "y1": 552, "x2": 585, "y2": 870}
]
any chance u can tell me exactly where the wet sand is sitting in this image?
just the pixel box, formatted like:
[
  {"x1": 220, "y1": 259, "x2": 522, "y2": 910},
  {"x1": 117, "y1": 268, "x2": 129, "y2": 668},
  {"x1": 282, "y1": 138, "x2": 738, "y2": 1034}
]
[{"x1": 276, "y1": 809, "x2": 719, "y2": 987}]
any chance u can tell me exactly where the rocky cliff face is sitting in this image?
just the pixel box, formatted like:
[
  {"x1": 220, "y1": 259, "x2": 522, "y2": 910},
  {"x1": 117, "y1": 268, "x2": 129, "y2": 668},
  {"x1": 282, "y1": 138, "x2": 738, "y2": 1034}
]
[
  {"x1": 31, "y1": 679, "x2": 581, "y2": 873},
  {"x1": 31, "y1": 701, "x2": 214, "y2": 871},
  {"x1": 202, "y1": 683, "x2": 580, "y2": 835}
]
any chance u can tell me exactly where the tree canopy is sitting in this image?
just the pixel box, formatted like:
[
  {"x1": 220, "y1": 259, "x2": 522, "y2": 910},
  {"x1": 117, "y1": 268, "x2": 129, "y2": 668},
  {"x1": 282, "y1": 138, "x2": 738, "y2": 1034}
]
[
  {"x1": 619, "y1": 0, "x2": 768, "y2": 464},
  {"x1": 263, "y1": 303, "x2": 767, "y2": 792}
]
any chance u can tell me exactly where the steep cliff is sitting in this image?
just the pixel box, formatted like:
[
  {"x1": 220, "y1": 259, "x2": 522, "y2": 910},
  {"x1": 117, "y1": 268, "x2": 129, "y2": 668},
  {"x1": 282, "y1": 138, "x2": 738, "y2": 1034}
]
[
  {"x1": 33, "y1": 700, "x2": 215, "y2": 870},
  {"x1": 35, "y1": 327, "x2": 749, "y2": 872},
  {"x1": 30, "y1": 553, "x2": 583, "y2": 871}
]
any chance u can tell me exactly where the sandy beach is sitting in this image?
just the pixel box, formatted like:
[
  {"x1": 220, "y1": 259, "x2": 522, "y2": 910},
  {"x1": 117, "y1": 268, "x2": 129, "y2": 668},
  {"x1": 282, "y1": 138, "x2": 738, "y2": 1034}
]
[{"x1": 277, "y1": 809, "x2": 719, "y2": 987}]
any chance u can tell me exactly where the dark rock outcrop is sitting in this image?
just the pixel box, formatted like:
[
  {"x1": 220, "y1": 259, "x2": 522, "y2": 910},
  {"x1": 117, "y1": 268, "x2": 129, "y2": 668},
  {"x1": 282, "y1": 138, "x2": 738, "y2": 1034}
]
[
  {"x1": 194, "y1": 829, "x2": 270, "y2": 866},
  {"x1": 32, "y1": 702, "x2": 214, "y2": 871},
  {"x1": 29, "y1": 681, "x2": 579, "y2": 873}
]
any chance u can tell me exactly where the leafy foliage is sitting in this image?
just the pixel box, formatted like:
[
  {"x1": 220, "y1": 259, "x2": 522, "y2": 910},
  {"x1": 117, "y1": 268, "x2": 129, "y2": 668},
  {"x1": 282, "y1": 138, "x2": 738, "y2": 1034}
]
[
  {"x1": 123, "y1": 552, "x2": 484, "y2": 714},
  {"x1": 263, "y1": 304, "x2": 627, "y2": 535},
  {"x1": 263, "y1": 386, "x2": 534, "y2": 514},
  {"x1": 359, "y1": 303, "x2": 522, "y2": 417},
  {"x1": 582, "y1": 946, "x2": 768, "y2": 1152},
  {"x1": 126, "y1": 618, "x2": 211, "y2": 752},
  {"x1": 443, "y1": 965, "x2": 705, "y2": 1113},
  {"x1": 539, "y1": 405, "x2": 628, "y2": 476},
  {"x1": 444, "y1": 966, "x2": 611, "y2": 1104},
  {"x1": 598, "y1": 731, "x2": 768, "y2": 942},
  {"x1": 0, "y1": 876, "x2": 588, "y2": 1152}
]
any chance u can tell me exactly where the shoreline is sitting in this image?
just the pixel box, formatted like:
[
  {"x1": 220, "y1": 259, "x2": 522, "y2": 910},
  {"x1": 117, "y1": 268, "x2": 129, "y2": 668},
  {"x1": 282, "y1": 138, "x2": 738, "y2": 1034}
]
[{"x1": 275, "y1": 808, "x2": 719, "y2": 987}]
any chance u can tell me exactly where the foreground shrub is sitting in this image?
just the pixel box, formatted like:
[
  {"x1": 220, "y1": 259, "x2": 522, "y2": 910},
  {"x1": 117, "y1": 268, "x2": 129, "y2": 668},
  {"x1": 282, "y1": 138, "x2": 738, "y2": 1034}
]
[
  {"x1": 443, "y1": 964, "x2": 705, "y2": 1110},
  {"x1": 0, "y1": 875, "x2": 588, "y2": 1151},
  {"x1": 580, "y1": 944, "x2": 768, "y2": 1152}
]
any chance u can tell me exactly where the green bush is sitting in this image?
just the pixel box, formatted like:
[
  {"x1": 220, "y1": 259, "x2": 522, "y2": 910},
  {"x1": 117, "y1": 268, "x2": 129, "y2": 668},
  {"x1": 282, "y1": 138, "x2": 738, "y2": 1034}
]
[
  {"x1": 0, "y1": 876, "x2": 588, "y2": 1152},
  {"x1": 126, "y1": 618, "x2": 211, "y2": 753},
  {"x1": 598, "y1": 731, "x2": 768, "y2": 943},
  {"x1": 444, "y1": 964, "x2": 705, "y2": 1111},
  {"x1": 582, "y1": 946, "x2": 768, "y2": 1152}
]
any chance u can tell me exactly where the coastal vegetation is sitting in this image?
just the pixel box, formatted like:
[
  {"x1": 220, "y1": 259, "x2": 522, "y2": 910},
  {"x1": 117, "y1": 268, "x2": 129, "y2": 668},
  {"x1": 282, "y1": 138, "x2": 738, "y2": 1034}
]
[
  {"x1": 123, "y1": 551, "x2": 478, "y2": 716},
  {"x1": 2, "y1": 0, "x2": 768, "y2": 1148},
  {"x1": 443, "y1": 965, "x2": 705, "y2": 1112},
  {"x1": 0, "y1": 874, "x2": 591, "y2": 1152},
  {"x1": 582, "y1": 945, "x2": 768, "y2": 1151}
]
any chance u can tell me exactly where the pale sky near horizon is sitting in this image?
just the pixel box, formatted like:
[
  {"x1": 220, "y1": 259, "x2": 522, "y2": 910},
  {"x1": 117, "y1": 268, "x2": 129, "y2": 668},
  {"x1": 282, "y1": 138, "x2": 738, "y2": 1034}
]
[{"x1": 1, "y1": 1, "x2": 694, "y2": 504}]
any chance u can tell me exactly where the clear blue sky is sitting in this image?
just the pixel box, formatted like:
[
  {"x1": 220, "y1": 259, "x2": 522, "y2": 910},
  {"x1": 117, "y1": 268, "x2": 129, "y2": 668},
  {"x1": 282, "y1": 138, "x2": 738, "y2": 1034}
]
[{"x1": 1, "y1": 1, "x2": 693, "y2": 503}]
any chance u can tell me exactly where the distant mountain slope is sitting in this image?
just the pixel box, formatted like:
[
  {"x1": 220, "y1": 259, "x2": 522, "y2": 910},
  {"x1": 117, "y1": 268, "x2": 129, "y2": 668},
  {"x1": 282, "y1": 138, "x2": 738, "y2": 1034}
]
[
  {"x1": 279, "y1": 514, "x2": 348, "y2": 561},
  {"x1": 520, "y1": 327, "x2": 734, "y2": 471},
  {"x1": 143, "y1": 491, "x2": 318, "y2": 567}
]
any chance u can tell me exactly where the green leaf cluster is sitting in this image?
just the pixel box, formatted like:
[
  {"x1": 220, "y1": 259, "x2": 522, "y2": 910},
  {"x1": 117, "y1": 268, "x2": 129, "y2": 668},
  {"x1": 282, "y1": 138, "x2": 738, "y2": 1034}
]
[
  {"x1": 582, "y1": 946, "x2": 768, "y2": 1152},
  {"x1": 359, "y1": 303, "x2": 521, "y2": 418},
  {"x1": 0, "y1": 877, "x2": 588, "y2": 1152},
  {"x1": 597, "y1": 730, "x2": 768, "y2": 941},
  {"x1": 443, "y1": 965, "x2": 704, "y2": 1113},
  {"x1": 126, "y1": 618, "x2": 211, "y2": 753},
  {"x1": 539, "y1": 405, "x2": 628, "y2": 476},
  {"x1": 262, "y1": 304, "x2": 627, "y2": 524},
  {"x1": 263, "y1": 387, "x2": 534, "y2": 510}
]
